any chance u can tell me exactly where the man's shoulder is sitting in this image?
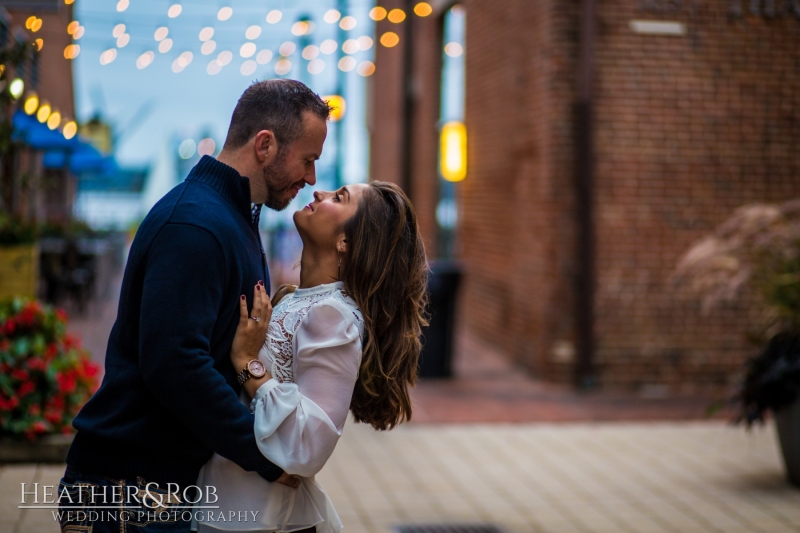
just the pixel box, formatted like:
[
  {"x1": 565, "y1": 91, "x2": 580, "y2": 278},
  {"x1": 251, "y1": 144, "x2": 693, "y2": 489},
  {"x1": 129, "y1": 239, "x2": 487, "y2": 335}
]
[{"x1": 143, "y1": 180, "x2": 245, "y2": 236}]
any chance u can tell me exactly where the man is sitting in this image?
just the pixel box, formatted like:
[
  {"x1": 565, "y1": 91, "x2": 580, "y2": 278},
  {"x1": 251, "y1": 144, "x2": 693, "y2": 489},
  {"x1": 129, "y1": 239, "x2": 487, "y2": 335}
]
[{"x1": 58, "y1": 80, "x2": 331, "y2": 532}]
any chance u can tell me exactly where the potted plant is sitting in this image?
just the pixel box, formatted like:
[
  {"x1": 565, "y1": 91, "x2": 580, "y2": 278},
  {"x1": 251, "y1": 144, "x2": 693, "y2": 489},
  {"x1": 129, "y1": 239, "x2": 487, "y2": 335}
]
[
  {"x1": 0, "y1": 213, "x2": 39, "y2": 300},
  {"x1": 675, "y1": 199, "x2": 800, "y2": 486},
  {"x1": 0, "y1": 297, "x2": 99, "y2": 460}
]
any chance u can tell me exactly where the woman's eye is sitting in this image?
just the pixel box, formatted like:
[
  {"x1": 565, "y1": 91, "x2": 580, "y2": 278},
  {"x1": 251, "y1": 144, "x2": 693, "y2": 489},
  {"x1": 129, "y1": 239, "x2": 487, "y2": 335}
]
[{"x1": 334, "y1": 194, "x2": 340, "y2": 202}]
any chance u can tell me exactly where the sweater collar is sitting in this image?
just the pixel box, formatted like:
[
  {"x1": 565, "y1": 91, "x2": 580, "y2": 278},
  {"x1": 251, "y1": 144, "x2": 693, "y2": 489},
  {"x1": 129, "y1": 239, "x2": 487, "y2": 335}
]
[{"x1": 186, "y1": 155, "x2": 253, "y2": 223}]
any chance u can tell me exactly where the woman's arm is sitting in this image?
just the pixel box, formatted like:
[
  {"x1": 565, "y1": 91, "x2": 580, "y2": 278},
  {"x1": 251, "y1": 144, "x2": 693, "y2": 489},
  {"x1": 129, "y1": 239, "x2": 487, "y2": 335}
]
[
  {"x1": 231, "y1": 282, "x2": 273, "y2": 397},
  {"x1": 251, "y1": 301, "x2": 362, "y2": 477}
]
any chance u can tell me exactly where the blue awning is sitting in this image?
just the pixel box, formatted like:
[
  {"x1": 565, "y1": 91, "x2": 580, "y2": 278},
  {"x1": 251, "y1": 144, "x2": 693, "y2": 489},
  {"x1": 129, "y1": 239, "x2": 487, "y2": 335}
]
[{"x1": 12, "y1": 111, "x2": 79, "y2": 151}]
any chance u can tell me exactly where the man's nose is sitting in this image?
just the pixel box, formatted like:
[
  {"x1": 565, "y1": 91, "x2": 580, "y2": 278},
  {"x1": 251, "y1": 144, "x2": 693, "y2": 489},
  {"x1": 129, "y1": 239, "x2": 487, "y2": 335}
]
[{"x1": 304, "y1": 165, "x2": 317, "y2": 186}]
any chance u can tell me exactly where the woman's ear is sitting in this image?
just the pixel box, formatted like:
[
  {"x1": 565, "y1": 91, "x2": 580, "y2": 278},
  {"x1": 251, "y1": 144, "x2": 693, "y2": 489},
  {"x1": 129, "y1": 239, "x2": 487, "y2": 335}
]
[{"x1": 336, "y1": 237, "x2": 347, "y2": 254}]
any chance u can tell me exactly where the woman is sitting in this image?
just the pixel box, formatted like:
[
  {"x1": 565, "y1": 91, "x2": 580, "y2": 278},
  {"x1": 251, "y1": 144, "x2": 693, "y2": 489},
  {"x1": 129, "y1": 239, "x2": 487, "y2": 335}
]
[{"x1": 195, "y1": 181, "x2": 428, "y2": 533}]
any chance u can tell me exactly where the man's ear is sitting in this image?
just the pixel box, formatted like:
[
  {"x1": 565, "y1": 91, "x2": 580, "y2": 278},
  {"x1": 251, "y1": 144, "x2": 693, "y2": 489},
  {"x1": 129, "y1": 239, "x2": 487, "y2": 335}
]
[{"x1": 253, "y1": 130, "x2": 279, "y2": 164}]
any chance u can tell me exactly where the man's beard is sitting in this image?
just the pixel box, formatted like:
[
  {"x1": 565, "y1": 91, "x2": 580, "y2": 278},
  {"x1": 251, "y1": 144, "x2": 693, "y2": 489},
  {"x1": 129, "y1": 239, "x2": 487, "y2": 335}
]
[{"x1": 262, "y1": 151, "x2": 297, "y2": 211}]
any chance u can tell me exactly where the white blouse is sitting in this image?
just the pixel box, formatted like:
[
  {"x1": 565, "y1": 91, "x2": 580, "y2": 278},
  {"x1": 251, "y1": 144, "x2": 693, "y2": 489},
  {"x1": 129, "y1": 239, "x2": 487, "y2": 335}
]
[{"x1": 195, "y1": 281, "x2": 363, "y2": 533}]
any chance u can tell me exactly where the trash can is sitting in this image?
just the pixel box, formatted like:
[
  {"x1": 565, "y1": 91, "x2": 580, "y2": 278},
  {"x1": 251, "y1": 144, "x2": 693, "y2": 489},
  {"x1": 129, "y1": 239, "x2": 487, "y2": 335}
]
[{"x1": 418, "y1": 260, "x2": 462, "y2": 378}]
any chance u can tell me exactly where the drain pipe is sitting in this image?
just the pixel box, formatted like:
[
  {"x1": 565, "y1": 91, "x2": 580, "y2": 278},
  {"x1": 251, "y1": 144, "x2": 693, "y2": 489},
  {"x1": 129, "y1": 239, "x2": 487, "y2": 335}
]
[{"x1": 574, "y1": 0, "x2": 596, "y2": 389}]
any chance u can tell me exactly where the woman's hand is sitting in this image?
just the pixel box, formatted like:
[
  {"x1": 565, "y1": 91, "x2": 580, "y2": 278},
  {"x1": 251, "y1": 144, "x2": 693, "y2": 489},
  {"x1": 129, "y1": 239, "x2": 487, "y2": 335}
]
[{"x1": 231, "y1": 282, "x2": 272, "y2": 371}]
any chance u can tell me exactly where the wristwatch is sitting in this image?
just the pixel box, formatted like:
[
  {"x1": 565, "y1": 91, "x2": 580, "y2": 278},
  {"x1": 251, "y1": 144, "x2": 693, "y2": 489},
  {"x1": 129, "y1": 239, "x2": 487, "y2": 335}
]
[{"x1": 237, "y1": 359, "x2": 267, "y2": 385}]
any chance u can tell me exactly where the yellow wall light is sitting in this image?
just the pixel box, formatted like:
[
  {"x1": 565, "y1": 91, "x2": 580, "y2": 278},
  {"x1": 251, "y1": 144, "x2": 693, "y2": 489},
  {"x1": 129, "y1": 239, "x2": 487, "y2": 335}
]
[
  {"x1": 63, "y1": 120, "x2": 78, "y2": 140},
  {"x1": 37, "y1": 101, "x2": 51, "y2": 123},
  {"x1": 322, "y1": 95, "x2": 346, "y2": 122},
  {"x1": 440, "y1": 121, "x2": 467, "y2": 182},
  {"x1": 23, "y1": 93, "x2": 39, "y2": 115}
]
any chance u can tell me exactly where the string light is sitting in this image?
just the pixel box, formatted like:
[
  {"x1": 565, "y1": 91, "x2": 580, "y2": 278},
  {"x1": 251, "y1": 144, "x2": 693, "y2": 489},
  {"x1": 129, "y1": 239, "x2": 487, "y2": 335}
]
[
  {"x1": 99, "y1": 48, "x2": 117, "y2": 65},
  {"x1": 324, "y1": 10, "x2": 341, "y2": 23},
  {"x1": 339, "y1": 16, "x2": 357, "y2": 30},
  {"x1": 64, "y1": 44, "x2": 80, "y2": 59},
  {"x1": 274, "y1": 58, "x2": 291, "y2": 75},
  {"x1": 307, "y1": 58, "x2": 324, "y2": 74},
  {"x1": 63, "y1": 121, "x2": 78, "y2": 140},
  {"x1": 380, "y1": 32, "x2": 400, "y2": 48},
  {"x1": 201, "y1": 40, "x2": 216, "y2": 55},
  {"x1": 239, "y1": 42, "x2": 256, "y2": 58},
  {"x1": 302, "y1": 45, "x2": 319, "y2": 60},
  {"x1": 217, "y1": 7, "x2": 233, "y2": 21},
  {"x1": 23, "y1": 93, "x2": 38, "y2": 115},
  {"x1": 245, "y1": 25, "x2": 261, "y2": 39},
  {"x1": 369, "y1": 7, "x2": 387, "y2": 21},
  {"x1": 320, "y1": 39, "x2": 337, "y2": 54},
  {"x1": 387, "y1": 9, "x2": 406, "y2": 23},
  {"x1": 47, "y1": 110, "x2": 61, "y2": 130},
  {"x1": 357, "y1": 60, "x2": 376, "y2": 77},
  {"x1": 338, "y1": 56, "x2": 356, "y2": 72},
  {"x1": 37, "y1": 101, "x2": 51, "y2": 123},
  {"x1": 136, "y1": 51, "x2": 154, "y2": 68},
  {"x1": 116, "y1": 0, "x2": 129, "y2": 12},
  {"x1": 167, "y1": 4, "x2": 182, "y2": 18},
  {"x1": 199, "y1": 27, "x2": 214, "y2": 41},
  {"x1": 256, "y1": 49, "x2": 273, "y2": 64},
  {"x1": 414, "y1": 2, "x2": 433, "y2": 17},
  {"x1": 266, "y1": 10, "x2": 282, "y2": 24},
  {"x1": 240, "y1": 60, "x2": 257, "y2": 76}
]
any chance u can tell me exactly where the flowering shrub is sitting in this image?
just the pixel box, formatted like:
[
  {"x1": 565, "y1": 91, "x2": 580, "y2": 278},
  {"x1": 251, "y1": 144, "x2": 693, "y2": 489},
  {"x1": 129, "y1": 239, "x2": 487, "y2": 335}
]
[{"x1": 0, "y1": 298, "x2": 99, "y2": 440}]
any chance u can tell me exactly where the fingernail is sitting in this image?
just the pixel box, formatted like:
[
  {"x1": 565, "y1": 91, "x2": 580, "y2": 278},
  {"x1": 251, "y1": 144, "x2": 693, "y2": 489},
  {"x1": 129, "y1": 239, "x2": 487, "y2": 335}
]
[
  {"x1": 258, "y1": 280, "x2": 264, "y2": 286},
  {"x1": 256, "y1": 285, "x2": 261, "y2": 291},
  {"x1": 241, "y1": 295, "x2": 245, "y2": 300}
]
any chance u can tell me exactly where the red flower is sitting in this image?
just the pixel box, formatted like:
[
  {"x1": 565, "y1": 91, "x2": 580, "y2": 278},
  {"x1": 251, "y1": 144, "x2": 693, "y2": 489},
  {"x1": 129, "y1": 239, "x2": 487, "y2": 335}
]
[
  {"x1": 63, "y1": 334, "x2": 79, "y2": 350},
  {"x1": 3, "y1": 319, "x2": 16, "y2": 335},
  {"x1": 49, "y1": 395, "x2": 64, "y2": 410},
  {"x1": 0, "y1": 395, "x2": 13, "y2": 411},
  {"x1": 18, "y1": 309, "x2": 36, "y2": 327},
  {"x1": 28, "y1": 404, "x2": 41, "y2": 416},
  {"x1": 0, "y1": 339, "x2": 8, "y2": 351},
  {"x1": 11, "y1": 368, "x2": 29, "y2": 381},
  {"x1": 17, "y1": 381, "x2": 35, "y2": 398},
  {"x1": 44, "y1": 343, "x2": 59, "y2": 360},
  {"x1": 45, "y1": 410, "x2": 61, "y2": 424},
  {"x1": 32, "y1": 421, "x2": 47, "y2": 433},
  {"x1": 55, "y1": 309, "x2": 68, "y2": 323}
]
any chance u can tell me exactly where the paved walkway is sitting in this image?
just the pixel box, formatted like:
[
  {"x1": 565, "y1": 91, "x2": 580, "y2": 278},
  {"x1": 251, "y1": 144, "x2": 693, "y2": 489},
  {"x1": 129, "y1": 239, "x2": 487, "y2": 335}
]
[{"x1": 1, "y1": 421, "x2": 798, "y2": 533}]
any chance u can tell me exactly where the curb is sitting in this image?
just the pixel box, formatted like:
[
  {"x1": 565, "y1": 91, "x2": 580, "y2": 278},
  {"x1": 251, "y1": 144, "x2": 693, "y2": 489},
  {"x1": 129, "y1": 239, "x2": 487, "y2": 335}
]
[{"x1": 0, "y1": 434, "x2": 73, "y2": 463}]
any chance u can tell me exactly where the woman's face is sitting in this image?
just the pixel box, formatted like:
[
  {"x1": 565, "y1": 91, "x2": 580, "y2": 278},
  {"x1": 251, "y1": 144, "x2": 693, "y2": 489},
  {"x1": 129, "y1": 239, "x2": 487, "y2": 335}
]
[{"x1": 294, "y1": 183, "x2": 368, "y2": 248}]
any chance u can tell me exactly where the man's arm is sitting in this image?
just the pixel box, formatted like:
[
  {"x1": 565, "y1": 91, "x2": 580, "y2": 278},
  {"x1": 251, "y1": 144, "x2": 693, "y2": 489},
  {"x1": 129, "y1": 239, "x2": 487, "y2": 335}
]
[{"x1": 137, "y1": 222, "x2": 284, "y2": 481}]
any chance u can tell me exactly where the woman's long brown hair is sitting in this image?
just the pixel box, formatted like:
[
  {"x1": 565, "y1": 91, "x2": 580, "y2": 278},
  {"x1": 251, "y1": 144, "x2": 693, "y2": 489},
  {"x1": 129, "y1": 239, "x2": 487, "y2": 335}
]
[{"x1": 341, "y1": 181, "x2": 428, "y2": 430}]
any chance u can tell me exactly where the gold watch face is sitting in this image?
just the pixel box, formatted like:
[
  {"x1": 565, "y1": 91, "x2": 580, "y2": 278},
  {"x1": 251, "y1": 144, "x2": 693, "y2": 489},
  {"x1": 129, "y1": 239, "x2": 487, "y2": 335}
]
[{"x1": 247, "y1": 359, "x2": 266, "y2": 378}]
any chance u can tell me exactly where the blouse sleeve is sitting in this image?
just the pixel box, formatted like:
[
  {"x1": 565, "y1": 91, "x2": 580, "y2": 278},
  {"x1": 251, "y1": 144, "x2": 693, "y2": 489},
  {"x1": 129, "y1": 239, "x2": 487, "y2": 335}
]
[{"x1": 250, "y1": 300, "x2": 362, "y2": 477}]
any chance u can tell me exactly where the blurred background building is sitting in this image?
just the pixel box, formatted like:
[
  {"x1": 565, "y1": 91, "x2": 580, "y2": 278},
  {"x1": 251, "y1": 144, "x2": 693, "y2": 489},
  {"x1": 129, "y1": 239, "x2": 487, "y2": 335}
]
[{"x1": 369, "y1": 0, "x2": 800, "y2": 392}]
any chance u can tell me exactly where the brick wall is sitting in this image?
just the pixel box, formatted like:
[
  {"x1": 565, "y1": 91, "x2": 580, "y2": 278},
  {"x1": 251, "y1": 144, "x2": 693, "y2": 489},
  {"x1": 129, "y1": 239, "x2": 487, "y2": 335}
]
[{"x1": 370, "y1": 0, "x2": 800, "y2": 392}]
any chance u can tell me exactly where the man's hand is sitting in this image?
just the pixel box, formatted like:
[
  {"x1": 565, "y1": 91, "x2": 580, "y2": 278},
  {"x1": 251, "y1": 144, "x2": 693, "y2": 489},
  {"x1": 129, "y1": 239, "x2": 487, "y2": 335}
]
[{"x1": 276, "y1": 472, "x2": 301, "y2": 489}]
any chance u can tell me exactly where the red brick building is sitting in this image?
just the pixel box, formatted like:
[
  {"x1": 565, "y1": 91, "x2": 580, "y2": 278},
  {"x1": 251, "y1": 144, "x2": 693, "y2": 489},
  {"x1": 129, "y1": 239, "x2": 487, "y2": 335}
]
[{"x1": 369, "y1": 0, "x2": 800, "y2": 391}]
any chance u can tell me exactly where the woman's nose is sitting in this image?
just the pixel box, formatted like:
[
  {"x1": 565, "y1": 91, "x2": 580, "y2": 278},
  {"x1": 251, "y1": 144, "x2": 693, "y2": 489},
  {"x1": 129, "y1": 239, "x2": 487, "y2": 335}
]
[{"x1": 313, "y1": 190, "x2": 322, "y2": 202}]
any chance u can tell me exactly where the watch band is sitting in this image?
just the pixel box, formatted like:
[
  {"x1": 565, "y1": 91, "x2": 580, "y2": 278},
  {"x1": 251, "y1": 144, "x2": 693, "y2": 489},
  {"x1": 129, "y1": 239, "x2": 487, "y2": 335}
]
[{"x1": 236, "y1": 367, "x2": 250, "y2": 385}]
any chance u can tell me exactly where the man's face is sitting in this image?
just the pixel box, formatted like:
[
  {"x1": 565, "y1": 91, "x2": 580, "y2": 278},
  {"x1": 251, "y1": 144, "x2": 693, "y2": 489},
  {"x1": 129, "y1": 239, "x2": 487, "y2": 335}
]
[{"x1": 262, "y1": 111, "x2": 327, "y2": 211}]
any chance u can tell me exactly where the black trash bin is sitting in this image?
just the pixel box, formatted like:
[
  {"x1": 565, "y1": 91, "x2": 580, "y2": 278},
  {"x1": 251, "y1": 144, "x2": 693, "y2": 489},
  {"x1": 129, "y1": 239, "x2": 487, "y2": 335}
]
[{"x1": 418, "y1": 261, "x2": 462, "y2": 378}]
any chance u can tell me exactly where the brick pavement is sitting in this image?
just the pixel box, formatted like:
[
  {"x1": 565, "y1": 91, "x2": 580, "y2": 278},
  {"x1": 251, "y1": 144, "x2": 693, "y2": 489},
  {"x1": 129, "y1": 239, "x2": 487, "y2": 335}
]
[{"x1": 2, "y1": 421, "x2": 798, "y2": 533}]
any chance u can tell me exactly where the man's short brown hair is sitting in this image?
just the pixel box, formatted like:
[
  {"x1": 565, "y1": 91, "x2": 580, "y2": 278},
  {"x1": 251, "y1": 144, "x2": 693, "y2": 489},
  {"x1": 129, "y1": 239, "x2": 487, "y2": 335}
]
[{"x1": 223, "y1": 79, "x2": 332, "y2": 151}]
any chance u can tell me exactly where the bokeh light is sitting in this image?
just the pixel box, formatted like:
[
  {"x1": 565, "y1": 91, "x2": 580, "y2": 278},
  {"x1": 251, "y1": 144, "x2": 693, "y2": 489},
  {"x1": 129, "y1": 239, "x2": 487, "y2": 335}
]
[
  {"x1": 256, "y1": 49, "x2": 273, "y2": 64},
  {"x1": 388, "y1": 9, "x2": 406, "y2": 23},
  {"x1": 72, "y1": 26, "x2": 84, "y2": 39},
  {"x1": 342, "y1": 39, "x2": 359, "y2": 54},
  {"x1": 217, "y1": 7, "x2": 233, "y2": 21},
  {"x1": 207, "y1": 60, "x2": 222, "y2": 75},
  {"x1": 357, "y1": 36, "x2": 374, "y2": 50},
  {"x1": 240, "y1": 60, "x2": 257, "y2": 76},
  {"x1": 245, "y1": 25, "x2": 261, "y2": 40},
  {"x1": 217, "y1": 50, "x2": 233, "y2": 66},
  {"x1": 308, "y1": 58, "x2": 325, "y2": 74},
  {"x1": 339, "y1": 16, "x2": 357, "y2": 30},
  {"x1": 136, "y1": 51, "x2": 155, "y2": 69},
  {"x1": 30, "y1": 18, "x2": 43, "y2": 32},
  {"x1": 63, "y1": 121, "x2": 77, "y2": 140},
  {"x1": 117, "y1": 34, "x2": 130, "y2": 48},
  {"x1": 67, "y1": 21, "x2": 80, "y2": 35},
  {"x1": 322, "y1": 95, "x2": 346, "y2": 121},
  {"x1": 99, "y1": 48, "x2": 117, "y2": 65},
  {"x1": 380, "y1": 32, "x2": 400, "y2": 48},
  {"x1": 414, "y1": 2, "x2": 433, "y2": 17},
  {"x1": 274, "y1": 58, "x2": 291, "y2": 75},
  {"x1": 23, "y1": 93, "x2": 38, "y2": 115},
  {"x1": 369, "y1": 7, "x2": 387, "y2": 21},
  {"x1": 178, "y1": 139, "x2": 196, "y2": 159},
  {"x1": 201, "y1": 41, "x2": 216, "y2": 55},
  {"x1": 112, "y1": 23, "x2": 125, "y2": 38},
  {"x1": 47, "y1": 110, "x2": 61, "y2": 130},
  {"x1": 158, "y1": 39, "x2": 173, "y2": 53},
  {"x1": 34, "y1": 39, "x2": 43, "y2": 51},
  {"x1": 64, "y1": 44, "x2": 80, "y2": 59},
  {"x1": 37, "y1": 102, "x2": 51, "y2": 123},
  {"x1": 198, "y1": 138, "x2": 216, "y2": 156},
  {"x1": 320, "y1": 39, "x2": 337, "y2": 54},
  {"x1": 9, "y1": 78, "x2": 24, "y2": 99},
  {"x1": 279, "y1": 42, "x2": 296, "y2": 56},
  {"x1": 199, "y1": 27, "x2": 214, "y2": 41},
  {"x1": 116, "y1": 0, "x2": 129, "y2": 12},
  {"x1": 357, "y1": 61, "x2": 376, "y2": 77},
  {"x1": 324, "y1": 10, "x2": 341, "y2": 23},
  {"x1": 240, "y1": 42, "x2": 256, "y2": 58},
  {"x1": 444, "y1": 42, "x2": 463, "y2": 57},
  {"x1": 338, "y1": 56, "x2": 356, "y2": 72},
  {"x1": 266, "y1": 10, "x2": 282, "y2": 24},
  {"x1": 302, "y1": 45, "x2": 319, "y2": 60},
  {"x1": 167, "y1": 4, "x2": 182, "y2": 18},
  {"x1": 154, "y1": 27, "x2": 169, "y2": 42}
]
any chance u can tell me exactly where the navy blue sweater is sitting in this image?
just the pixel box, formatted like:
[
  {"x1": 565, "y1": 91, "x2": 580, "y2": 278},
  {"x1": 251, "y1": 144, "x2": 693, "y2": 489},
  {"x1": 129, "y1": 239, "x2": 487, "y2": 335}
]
[{"x1": 66, "y1": 156, "x2": 282, "y2": 487}]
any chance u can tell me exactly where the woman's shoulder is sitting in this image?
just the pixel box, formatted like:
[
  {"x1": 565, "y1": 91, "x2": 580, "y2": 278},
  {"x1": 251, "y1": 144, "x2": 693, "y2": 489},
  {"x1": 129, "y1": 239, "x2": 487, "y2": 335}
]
[{"x1": 310, "y1": 289, "x2": 364, "y2": 332}]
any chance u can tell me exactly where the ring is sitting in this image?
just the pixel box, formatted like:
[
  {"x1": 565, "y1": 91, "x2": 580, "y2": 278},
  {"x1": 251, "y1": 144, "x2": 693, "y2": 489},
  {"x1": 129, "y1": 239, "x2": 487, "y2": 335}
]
[{"x1": 249, "y1": 316, "x2": 260, "y2": 322}]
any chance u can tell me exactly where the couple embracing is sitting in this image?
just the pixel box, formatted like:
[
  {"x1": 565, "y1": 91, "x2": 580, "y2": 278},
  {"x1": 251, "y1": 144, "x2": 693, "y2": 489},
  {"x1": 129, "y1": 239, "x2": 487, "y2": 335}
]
[{"x1": 57, "y1": 79, "x2": 428, "y2": 533}]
